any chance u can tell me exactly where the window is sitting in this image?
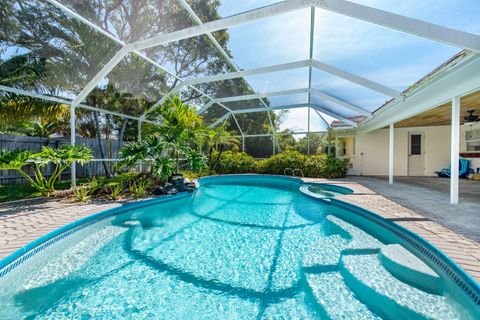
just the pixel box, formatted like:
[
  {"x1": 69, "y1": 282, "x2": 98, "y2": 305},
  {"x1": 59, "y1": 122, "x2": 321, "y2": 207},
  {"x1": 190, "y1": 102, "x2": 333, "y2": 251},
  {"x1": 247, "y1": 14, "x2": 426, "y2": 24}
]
[
  {"x1": 466, "y1": 129, "x2": 480, "y2": 152},
  {"x1": 410, "y1": 134, "x2": 422, "y2": 155}
]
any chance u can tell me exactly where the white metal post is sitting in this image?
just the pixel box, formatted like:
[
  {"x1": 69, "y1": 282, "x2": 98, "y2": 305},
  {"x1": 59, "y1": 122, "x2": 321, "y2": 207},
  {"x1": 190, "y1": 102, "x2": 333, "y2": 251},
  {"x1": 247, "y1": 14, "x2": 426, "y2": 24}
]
[
  {"x1": 137, "y1": 120, "x2": 142, "y2": 142},
  {"x1": 327, "y1": 133, "x2": 331, "y2": 155},
  {"x1": 272, "y1": 133, "x2": 276, "y2": 155},
  {"x1": 335, "y1": 135, "x2": 339, "y2": 158},
  {"x1": 70, "y1": 104, "x2": 76, "y2": 187},
  {"x1": 242, "y1": 136, "x2": 245, "y2": 152},
  {"x1": 138, "y1": 120, "x2": 143, "y2": 173},
  {"x1": 389, "y1": 123, "x2": 394, "y2": 184},
  {"x1": 450, "y1": 97, "x2": 460, "y2": 204},
  {"x1": 307, "y1": 107, "x2": 311, "y2": 155}
]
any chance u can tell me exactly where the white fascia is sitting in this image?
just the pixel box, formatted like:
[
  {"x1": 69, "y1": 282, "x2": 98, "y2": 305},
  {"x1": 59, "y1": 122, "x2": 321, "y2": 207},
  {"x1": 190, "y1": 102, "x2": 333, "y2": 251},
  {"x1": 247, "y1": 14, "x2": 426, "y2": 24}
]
[{"x1": 358, "y1": 53, "x2": 480, "y2": 132}]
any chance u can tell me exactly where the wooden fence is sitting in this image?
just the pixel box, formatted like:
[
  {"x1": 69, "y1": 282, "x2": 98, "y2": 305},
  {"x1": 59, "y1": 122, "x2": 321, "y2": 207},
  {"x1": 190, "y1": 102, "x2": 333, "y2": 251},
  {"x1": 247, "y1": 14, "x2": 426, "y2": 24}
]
[{"x1": 0, "y1": 134, "x2": 129, "y2": 184}]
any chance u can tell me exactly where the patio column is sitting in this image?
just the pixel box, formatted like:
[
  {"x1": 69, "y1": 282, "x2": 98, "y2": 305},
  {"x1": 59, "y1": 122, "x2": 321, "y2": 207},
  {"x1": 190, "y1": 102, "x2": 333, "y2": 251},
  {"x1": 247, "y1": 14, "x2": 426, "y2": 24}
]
[
  {"x1": 335, "y1": 135, "x2": 339, "y2": 158},
  {"x1": 450, "y1": 96, "x2": 460, "y2": 204},
  {"x1": 70, "y1": 104, "x2": 76, "y2": 187},
  {"x1": 389, "y1": 123, "x2": 394, "y2": 184}
]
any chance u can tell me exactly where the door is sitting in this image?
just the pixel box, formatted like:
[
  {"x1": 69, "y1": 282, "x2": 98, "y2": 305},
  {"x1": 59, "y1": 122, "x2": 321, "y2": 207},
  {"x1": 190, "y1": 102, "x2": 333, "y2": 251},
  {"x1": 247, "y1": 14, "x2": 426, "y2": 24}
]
[{"x1": 408, "y1": 133, "x2": 425, "y2": 176}]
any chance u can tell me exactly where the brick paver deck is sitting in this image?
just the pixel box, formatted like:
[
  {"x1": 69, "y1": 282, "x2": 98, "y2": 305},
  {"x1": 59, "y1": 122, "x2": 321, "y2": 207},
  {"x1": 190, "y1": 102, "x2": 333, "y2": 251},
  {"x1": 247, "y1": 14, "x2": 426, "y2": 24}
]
[{"x1": 1, "y1": 179, "x2": 479, "y2": 283}]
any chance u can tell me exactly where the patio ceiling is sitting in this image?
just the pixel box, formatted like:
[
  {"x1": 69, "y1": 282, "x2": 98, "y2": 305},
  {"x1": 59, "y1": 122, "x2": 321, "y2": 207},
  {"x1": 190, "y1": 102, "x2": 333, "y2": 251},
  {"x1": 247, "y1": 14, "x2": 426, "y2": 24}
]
[
  {"x1": 1, "y1": 0, "x2": 480, "y2": 137},
  {"x1": 395, "y1": 89, "x2": 480, "y2": 128}
]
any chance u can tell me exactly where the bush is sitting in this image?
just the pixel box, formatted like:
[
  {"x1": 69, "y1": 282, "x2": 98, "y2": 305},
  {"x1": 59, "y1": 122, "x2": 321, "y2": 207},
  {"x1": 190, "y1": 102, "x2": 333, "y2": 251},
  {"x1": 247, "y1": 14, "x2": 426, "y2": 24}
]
[
  {"x1": 216, "y1": 150, "x2": 257, "y2": 174},
  {"x1": 254, "y1": 150, "x2": 348, "y2": 178},
  {"x1": 304, "y1": 154, "x2": 327, "y2": 177},
  {"x1": 321, "y1": 155, "x2": 348, "y2": 178},
  {"x1": 0, "y1": 145, "x2": 93, "y2": 196},
  {"x1": 256, "y1": 150, "x2": 306, "y2": 175}
]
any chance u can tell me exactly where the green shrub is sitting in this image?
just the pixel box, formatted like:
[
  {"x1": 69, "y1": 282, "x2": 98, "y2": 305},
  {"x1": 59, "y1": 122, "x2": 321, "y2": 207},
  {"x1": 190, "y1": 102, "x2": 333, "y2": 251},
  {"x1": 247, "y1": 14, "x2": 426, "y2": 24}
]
[
  {"x1": 180, "y1": 170, "x2": 209, "y2": 180},
  {"x1": 253, "y1": 150, "x2": 347, "y2": 178},
  {"x1": 73, "y1": 177, "x2": 101, "y2": 202},
  {"x1": 0, "y1": 145, "x2": 92, "y2": 196},
  {"x1": 129, "y1": 177, "x2": 150, "y2": 198},
  {"x1": 321, "y1": 155, "x2": 348, "y2": 178},
  {"x1": 216, "y1": 150, "x2": 257, "y2": 174},
  {"x1": 256, "y1": 150, "x2": 306, "y2": 175},
  {"x1": 304, "y1": 154, "x2": 327, "y2": 177}
]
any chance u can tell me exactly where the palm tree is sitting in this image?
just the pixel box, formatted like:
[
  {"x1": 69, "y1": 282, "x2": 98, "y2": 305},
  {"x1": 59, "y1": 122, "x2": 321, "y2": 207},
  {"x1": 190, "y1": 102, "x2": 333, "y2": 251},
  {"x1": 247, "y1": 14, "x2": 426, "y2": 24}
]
[
  {"x1": 153, "y1": 96, "x2": 205, "y2": 171},
  {"x1": 206, "y1": 126, "x2": 240, "y2": 171}
]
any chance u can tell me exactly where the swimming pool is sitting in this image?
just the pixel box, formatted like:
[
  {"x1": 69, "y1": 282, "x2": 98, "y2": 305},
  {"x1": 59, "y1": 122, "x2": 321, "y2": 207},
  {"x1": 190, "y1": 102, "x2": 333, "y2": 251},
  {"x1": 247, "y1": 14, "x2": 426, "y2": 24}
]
[{"x1": 0, "y1": 175, "x2": 478, "y2": 319}]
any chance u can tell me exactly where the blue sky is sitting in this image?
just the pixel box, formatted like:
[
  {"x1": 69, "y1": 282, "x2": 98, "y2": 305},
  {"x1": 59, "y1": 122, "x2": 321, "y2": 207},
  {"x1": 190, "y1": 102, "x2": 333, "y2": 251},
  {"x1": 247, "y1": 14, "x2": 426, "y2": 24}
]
[{"x1": 217, "y1": 0, "x2": 480, "y2": 131}]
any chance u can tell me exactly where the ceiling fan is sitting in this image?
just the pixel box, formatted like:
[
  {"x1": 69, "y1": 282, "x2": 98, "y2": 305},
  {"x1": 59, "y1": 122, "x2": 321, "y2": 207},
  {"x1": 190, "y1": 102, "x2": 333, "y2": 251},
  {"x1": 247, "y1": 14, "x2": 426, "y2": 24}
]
[{"x1": 464, "y1": 110, "x2": 479, "y2": 124}]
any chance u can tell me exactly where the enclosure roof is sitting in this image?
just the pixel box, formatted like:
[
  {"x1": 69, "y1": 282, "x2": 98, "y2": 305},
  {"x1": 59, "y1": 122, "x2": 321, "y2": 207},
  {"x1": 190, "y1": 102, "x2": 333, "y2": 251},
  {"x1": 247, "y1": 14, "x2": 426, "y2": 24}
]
[{"x1": 1, "y1": 0, "x2": 480, "y2": 136}]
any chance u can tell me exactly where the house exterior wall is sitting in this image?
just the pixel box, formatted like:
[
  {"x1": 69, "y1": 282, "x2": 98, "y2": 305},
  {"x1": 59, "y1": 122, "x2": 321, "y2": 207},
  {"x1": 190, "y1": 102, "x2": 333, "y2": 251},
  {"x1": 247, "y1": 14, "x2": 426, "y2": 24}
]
[{"x1": 341, "y1": 124, "x2": 480, "y2": 176}]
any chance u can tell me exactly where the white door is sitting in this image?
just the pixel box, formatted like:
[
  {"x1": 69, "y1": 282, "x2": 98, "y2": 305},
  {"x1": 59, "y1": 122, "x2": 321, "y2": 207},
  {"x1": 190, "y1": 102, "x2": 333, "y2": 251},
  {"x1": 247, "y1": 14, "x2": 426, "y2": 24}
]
[{"x1": 408, "y1": 133, "x2": 425, "y2": 176}]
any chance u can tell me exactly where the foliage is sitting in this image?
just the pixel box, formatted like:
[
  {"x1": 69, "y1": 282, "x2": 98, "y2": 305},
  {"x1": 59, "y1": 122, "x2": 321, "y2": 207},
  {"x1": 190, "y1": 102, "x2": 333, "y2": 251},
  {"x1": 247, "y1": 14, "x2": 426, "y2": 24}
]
[
  {"x1": 117, "y1": 136, "x2": 176, "y2": 181},
  {"x1": 118, "y1": 97, "x2": 208, "y2": 180},
  {"x1": 256, "y1": 151, "x2": 348, "y2": 178},
  {"x1": 179, "y1": 170, "x2": 209, "y2": 181},
  {"x1": 105, "y1": 182, "x2": 124, "y2": 201},
  {"x1": 0, "y1": 145, "x2": 92, "y2": 196},
  {"x1": 6, "y1": 120, "x2": 58, "y2": 139},
  {"x1": 256, "y1": 150, "x2": 306, "y2": 175},
  {"x1": 0, "y1": 180, "x2": 72, "y2": 203},
  {"x1": 129, "y1": 177, "x2": 150, "y2": 198},
  {"x1": 321, "y1": 155, "x2": 348, "y2": 178},
  {"x1": 73, "y1": 187, "x2": 90, "y2": 203},
  {"x1": 205, "y1": 126, "x2": 239, "y2": 171},
  {"x1": 215, "y1": 150, "x2": 257, "y2": 174},
  {"x1": 73, "y1": 177, "x2": 101, "y2": 203},
  {"x1": 294, "y1": 133, "x2": 327, "y2": 155}
]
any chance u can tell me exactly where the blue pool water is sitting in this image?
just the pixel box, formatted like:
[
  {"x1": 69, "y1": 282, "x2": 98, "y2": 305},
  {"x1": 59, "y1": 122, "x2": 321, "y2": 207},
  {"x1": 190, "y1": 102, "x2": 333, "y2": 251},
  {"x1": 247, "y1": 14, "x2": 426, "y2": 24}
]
[{"x1": 0, "y1": 175, "x2": 478, "y2": 319}]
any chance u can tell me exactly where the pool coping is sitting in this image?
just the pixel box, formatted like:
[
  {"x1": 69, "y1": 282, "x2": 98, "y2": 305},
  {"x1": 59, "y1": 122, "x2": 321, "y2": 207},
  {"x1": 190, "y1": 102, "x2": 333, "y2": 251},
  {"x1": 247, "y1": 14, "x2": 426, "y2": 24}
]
[{"x1": 0, "y1": 175, "x2": 479, "y2": 307}]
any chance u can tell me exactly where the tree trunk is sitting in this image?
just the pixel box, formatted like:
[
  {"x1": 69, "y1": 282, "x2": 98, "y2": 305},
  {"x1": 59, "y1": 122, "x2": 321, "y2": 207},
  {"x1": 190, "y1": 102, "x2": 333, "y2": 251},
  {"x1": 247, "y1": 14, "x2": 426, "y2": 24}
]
[
  {"x1": 93, "y1": 111, "x2": 113, "y2": 177},
  {"x1": 117, "y1": 119, "x2": 128, "y2": 156},
  {"x1": 213, "y1": 145, "x2": 225, "y2": 171}
]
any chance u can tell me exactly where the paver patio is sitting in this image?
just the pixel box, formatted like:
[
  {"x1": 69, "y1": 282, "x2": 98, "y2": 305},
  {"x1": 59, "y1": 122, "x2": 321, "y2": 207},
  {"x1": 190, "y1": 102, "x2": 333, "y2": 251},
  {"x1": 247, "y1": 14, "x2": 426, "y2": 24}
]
[{"x1": 1, "y1": 178, "x2": 479, "y2": 283}]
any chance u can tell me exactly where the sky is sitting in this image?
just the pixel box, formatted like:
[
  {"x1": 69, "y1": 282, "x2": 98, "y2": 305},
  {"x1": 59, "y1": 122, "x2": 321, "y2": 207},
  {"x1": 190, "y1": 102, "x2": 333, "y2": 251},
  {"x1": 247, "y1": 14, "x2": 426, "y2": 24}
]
[{"x1": 217, "y1": 0, "x2": 480, "y2": 132}]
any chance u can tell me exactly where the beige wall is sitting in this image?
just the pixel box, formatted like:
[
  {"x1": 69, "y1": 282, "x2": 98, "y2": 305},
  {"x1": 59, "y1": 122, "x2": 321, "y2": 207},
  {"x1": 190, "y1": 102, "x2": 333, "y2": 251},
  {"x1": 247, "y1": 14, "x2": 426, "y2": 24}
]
[{"x1": 342, "y1": 124, "x2": 479, "y2": 176}]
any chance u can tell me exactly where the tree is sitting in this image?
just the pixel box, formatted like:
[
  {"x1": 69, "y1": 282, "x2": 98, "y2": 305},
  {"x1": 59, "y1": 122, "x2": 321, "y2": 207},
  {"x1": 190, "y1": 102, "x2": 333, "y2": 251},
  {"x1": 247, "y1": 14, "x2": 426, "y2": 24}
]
[
  {"x1": 117, "y1": 96, "x2": 208, "y2": 179},
  {"x1": 295, "y1": 132, "x2": 327, "y2": 155},
  {"x1": 206, "y1": 126, "x2": 239, "y2": 171},
  {"x1": 153, "y1": 96, "x2": 206, "y2": 171},
  {"x1": 5, "y1": 120, "x2": 59, "y2": 145}
]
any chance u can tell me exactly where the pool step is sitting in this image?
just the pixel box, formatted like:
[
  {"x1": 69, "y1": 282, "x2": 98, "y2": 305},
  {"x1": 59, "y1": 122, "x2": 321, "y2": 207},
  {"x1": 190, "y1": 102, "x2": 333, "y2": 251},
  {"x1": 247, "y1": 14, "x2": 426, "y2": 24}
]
[
  {"x1": 302, "y1": 215, "x2": 382, "y2": 270},
  {"x1": 380, "y1": 244, "x2": 443, "y2": 294},
  {"x1": 326, "y1": 215, "x2": 383, "y2": 251},
  {"x1": 306, "y1": 272, "x2": 381, "y2": 320},
  {"x1": 340, "y1": 253, "x2": 461, "y2": 320}
]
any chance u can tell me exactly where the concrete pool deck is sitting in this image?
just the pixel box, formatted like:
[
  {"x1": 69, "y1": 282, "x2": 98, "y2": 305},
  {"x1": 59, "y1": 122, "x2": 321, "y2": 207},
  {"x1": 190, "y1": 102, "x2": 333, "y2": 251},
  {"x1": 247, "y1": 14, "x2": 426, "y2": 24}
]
[{"x1": 1, "y1": 177, "x2": 479, "y2": 283}]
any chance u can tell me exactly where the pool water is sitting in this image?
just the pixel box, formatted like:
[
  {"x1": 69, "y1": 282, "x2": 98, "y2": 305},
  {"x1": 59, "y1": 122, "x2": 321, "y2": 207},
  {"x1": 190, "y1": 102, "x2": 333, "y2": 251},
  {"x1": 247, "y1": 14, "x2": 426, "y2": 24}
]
[
  {"x1": 0, "y1": 176, "x2": 478, "y2": 319},
  {"x1": 300, "y1": 184, "x2": 353, "y2": 198}
]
